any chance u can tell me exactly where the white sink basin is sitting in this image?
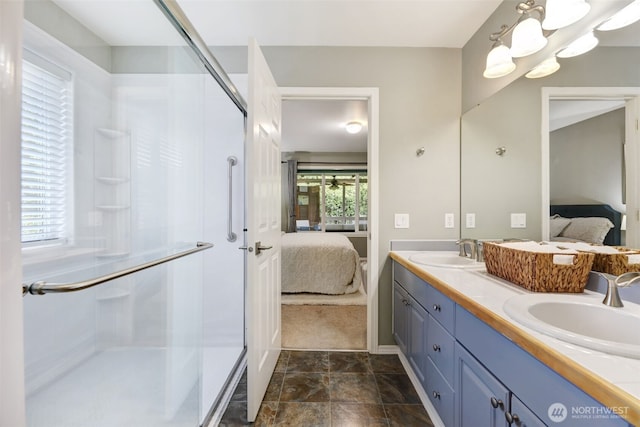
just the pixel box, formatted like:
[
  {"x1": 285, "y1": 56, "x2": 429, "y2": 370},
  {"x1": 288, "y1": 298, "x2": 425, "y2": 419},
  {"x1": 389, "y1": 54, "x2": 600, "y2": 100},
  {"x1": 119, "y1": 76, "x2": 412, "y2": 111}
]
[
  {"x1": 408, "y1": 251, "x2": 484, "y2": 269},
  {"x1": 504, "y1": 293, "x2": 640, "y2": 358}
]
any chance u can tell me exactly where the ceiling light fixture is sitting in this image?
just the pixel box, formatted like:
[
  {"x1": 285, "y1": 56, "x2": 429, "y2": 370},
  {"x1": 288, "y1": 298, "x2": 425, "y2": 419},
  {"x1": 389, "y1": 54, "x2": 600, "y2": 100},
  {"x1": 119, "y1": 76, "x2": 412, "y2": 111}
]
[
  {"x1": 483, "y1": 0, "x2": 590, "y2": 79},
  {"x1": 525, "y1": 56, "x2": 561, "y2": 79},
  {"x1": 597, "y1": 0, "x2": 640, "y2": 31},
  {"x1": 345, "y1": 121, "x2": 363, "y2": 134},
  {"x1": 557, "y1": 30, "x2": 599, "y2": 58}
]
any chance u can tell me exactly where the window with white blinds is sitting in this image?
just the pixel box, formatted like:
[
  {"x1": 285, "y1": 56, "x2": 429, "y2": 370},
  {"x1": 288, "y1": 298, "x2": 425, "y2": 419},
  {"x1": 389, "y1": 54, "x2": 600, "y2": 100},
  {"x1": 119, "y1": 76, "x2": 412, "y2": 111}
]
[{"x1": 21, "y1": 58, "x2": 73, "y2": 244}]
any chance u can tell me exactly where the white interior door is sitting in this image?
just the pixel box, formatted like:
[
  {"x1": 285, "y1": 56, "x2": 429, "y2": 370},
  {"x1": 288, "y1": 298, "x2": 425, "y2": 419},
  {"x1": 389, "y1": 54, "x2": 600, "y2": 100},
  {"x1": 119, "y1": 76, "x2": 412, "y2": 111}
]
[{"x1": 246, "y1": 38, "x2": 282, "y2": 422}]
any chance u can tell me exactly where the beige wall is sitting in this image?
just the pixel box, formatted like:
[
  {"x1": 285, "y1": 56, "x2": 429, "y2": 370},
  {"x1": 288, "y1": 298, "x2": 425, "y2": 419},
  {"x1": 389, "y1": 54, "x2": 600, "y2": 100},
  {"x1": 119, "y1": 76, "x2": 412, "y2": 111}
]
[{"x1": 214, "y1": 46, "x2": 462, "y2": 345}]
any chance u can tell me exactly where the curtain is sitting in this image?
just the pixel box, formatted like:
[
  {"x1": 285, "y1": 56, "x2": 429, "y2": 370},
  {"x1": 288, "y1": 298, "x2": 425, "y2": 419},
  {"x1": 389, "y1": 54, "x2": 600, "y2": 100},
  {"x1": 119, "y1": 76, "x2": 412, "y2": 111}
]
[{"x1": 287, "y1": 159, "x2": 297, "y2": 232}]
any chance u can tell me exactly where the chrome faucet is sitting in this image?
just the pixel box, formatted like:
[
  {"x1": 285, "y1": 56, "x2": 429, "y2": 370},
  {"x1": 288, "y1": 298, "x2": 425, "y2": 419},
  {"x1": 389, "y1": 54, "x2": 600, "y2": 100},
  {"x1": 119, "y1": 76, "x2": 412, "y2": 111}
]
[
  {"x1": 600, "y1": 272, "x2": 640, "y2": 308},
  {"x1": 456, "y1": 239, "x2": 478, "y2": 261}
]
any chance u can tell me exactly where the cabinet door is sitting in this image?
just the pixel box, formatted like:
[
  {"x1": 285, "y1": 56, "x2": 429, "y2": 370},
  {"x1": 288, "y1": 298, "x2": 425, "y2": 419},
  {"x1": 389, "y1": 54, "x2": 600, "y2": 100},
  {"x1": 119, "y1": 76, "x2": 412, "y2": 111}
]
[
  {"x1": 456, "y1": 343, "x2": 509, "y2": 427},
  {"x1": 392, "y1": 282, "x2": 409, "y2": 355},
  {"x1": 508, "y1": 395, "x2": 546, "y2": 427},
  {"x1": 407, "y1": 297, "x2": 428, "y2": 385}
]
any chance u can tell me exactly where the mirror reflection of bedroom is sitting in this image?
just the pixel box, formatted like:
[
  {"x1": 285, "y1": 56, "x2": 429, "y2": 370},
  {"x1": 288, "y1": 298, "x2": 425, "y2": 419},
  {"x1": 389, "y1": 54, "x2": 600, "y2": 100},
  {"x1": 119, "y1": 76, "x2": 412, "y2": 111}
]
[
  {"x1": 549, "y1": 99, "x2": 631, "y2": 247},
  {"x1": 280, "y1": 97, "x2": 369, "y2": 351}
]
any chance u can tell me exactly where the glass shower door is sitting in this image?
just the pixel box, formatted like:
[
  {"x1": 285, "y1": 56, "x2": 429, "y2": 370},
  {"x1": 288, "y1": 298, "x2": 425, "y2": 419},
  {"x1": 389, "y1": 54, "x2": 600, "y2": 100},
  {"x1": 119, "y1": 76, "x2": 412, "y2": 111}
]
[{"x1": 21, "y1": 1, "x2": 246, "y2": 426}]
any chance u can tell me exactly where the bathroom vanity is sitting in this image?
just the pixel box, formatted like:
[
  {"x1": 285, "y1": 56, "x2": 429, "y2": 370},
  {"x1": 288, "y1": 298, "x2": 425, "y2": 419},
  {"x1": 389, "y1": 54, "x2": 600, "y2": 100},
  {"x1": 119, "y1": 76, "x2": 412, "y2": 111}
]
[{"x1": 390, "y1": 251, "x2": 640, "y2": 427}]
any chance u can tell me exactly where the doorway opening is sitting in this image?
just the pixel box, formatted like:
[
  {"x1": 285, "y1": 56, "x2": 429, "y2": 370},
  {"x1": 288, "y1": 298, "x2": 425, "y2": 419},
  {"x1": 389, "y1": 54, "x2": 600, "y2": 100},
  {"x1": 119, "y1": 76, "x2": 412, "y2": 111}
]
[{"x1": 279, "y1": 87, "x2": 379, "y2": 352}]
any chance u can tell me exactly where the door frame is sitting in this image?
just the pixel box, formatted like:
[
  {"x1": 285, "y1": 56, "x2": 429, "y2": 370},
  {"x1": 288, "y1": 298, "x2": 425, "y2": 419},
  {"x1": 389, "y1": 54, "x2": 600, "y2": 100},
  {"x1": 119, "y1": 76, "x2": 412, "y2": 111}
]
[{"x1": 280, "y1": 86, "x2": 380, "y2": 352}]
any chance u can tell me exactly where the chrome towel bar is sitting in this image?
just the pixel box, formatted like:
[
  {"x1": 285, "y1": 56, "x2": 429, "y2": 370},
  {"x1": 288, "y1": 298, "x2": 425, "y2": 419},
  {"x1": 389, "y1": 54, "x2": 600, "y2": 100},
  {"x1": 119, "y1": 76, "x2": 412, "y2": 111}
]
[{"x1": 23, "y1": 242, "x2": 213, "y2": 296}]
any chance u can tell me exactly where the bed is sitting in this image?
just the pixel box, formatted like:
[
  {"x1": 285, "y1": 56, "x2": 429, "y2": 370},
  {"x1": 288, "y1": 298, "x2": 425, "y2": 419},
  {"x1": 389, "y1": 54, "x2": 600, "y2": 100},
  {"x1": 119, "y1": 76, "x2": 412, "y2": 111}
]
[
  {"x1": 549, "y1": 204, "x2": 622, "y2": 245},
  {"x1": 281, "y1": 232, "x2": 362, "y2": 295}
]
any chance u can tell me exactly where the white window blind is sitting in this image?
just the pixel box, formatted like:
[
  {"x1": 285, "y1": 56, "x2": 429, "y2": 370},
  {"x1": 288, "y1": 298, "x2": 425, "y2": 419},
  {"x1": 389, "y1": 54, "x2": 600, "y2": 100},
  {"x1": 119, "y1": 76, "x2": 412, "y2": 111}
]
[{"x1": 21, "y1": 59, "x2": 72, "y2": 244}]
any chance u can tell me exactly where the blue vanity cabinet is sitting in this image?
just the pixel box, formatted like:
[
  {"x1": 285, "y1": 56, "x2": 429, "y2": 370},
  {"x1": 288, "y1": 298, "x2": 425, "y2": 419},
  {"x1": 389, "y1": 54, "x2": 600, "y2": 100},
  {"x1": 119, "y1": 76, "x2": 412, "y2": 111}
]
[
  {"x1": 455, "y1": 342, "x2": 546, "y2": 427},
  {"x1": 391, "y1": 260, "x2": 633, "y2": 427},
  {"x1": 392, "y1": 282, "x2": 409, "y2": 355},
  {"x1": 456, "y1": 306, "x2": 630, "y2": 427},
  {"x1": 392, "y1": 281, "x2": 428, "y2": 385},
  {"x1": 393, "y1": 263, "x2": 456, "y2": 425}
]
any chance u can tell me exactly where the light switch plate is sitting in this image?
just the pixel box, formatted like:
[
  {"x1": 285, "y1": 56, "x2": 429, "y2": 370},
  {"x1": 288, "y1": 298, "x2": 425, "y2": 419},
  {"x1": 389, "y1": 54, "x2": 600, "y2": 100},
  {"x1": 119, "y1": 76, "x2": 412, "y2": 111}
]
[
  {"x1": 395, "y1": 213, "x2": 410, "y2": 229},
  {"x1": 511, "y1": 213, "x2": 527, "y2": 228},
  {"x1": 466, "y1": 213, "x2": 476, "y2": 229},
  {"x1": 445, "y1": 213, "x2": 455, "y2": 229}
]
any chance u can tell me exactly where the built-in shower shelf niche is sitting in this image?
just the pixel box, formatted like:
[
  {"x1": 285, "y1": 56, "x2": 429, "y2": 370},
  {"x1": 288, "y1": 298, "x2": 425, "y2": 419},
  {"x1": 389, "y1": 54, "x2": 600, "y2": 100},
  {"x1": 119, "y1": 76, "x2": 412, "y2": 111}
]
[
  {"x1": 94, "y1": 126, "x2": 131, "y2": 257},
  {"x1": 95, "y1": 289, "x2": 131, "y2": 301},
  {"x1": 96, "y1": 176, "x2": 129, "y2": 185},
  {"x1": 96, "y1": 205, "x2": 130, "y2": 211},
  {"x1": 95, "y1": 127, "x2": 128, "y2": 139},
  {"x1": 96, "y1": 251, "x2": 130, "y2": 259}
]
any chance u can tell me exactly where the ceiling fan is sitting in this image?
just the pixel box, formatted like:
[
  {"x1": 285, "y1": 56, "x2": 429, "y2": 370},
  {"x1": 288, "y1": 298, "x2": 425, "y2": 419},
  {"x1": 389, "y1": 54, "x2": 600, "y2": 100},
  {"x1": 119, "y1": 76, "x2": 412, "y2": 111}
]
[{"x1": 329, "y1": 176, "x2": 354, "y2": 190}]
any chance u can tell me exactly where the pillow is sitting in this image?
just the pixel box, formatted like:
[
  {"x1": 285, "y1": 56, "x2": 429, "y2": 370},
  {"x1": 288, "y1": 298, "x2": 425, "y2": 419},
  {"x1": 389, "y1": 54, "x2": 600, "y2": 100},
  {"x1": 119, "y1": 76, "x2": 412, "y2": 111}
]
[
  {"x1": 559, "y1": 217, "x2": 614, "y2": 244},
  {"x1": 549, "y1": 215, "x2": 572, "y2": 238}
]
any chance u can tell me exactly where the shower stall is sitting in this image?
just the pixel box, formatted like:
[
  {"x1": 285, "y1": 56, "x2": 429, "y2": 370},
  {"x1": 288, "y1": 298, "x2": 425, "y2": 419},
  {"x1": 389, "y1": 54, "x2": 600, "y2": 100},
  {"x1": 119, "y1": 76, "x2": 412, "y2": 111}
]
[{"x1": 20, "y1": 1, "x2": 246, "y2": 426}]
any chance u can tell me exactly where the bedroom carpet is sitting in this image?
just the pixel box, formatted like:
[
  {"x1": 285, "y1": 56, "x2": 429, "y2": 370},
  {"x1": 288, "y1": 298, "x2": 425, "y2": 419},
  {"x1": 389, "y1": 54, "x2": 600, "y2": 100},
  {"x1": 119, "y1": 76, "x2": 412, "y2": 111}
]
[
  {"x1": 281, "y1": 305, "x2": 367, "y2": 350},
  {"x1": 281, "y1": 283, "x2": 367, "y2": 306}
]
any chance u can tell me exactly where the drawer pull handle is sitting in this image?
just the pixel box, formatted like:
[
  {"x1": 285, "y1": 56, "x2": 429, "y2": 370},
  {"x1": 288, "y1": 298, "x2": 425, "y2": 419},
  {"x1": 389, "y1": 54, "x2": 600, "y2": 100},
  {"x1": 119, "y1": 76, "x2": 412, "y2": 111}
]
[
  {"x1": 433, "y1": 304, "x2": 441, "y2": 312},
  {"x1": 432, "y1": 344, "x2": 441, "y2": 352},
  {"x1": 505, "y1": 411, "x2": 520, "y2": 425},
  {"x1": 432, "y1": 391, "x2": 441, "y2": 400},
  {"x1": 490, "y1": 397, "x2": 504, "y2": 410}
]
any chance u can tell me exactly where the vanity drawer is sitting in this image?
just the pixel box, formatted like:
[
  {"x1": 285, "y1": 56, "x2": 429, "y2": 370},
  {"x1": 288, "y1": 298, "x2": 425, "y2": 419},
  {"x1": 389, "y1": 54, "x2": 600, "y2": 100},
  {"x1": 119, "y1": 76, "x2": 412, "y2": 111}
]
[
  {"x1": 426, "y1": 357, "x2": 455, "y2": 427},
  {"x1": 393, "y1": 263, "x2": 429, "y2": 310},
  {"x1": 427, "y1": 315, "x2": 455, "y2": 386},
  {"x1": 426, "y1": 284, "x2": 455, "y2": 333}
]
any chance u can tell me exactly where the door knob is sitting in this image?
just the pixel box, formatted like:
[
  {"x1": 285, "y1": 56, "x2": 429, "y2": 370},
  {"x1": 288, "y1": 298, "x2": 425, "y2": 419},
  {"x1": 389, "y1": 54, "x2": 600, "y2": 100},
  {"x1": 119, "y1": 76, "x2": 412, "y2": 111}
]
[{"x1": 255, "y1": 241, "x2": 273, "y2": 255}]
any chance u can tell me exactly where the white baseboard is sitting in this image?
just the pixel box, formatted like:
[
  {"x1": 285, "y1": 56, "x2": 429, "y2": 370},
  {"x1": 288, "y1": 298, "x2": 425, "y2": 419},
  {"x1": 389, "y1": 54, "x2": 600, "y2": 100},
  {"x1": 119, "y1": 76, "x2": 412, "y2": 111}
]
[
  {"x1": 396, "y1": 351, "x2": 446, "y2": 427},
  {"x1": 373, "y1": 344, "x2": 400, "y2": 354}
]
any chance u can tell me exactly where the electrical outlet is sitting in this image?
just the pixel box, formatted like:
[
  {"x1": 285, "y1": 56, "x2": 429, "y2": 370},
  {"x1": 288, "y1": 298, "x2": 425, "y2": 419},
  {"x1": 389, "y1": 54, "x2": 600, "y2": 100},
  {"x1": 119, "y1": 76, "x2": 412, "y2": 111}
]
[
  {"x1": 445, "y1": 213, "x2": 455, "y2": 228},
  {"x1": 395, "y1": 213, "x2": 410, "y2": 229},
  {"x1": 466, "y1": 213, "x2": 476, "y2": 228},
  {"x1": 511, "y1": 213, "x2": 527, "y2": 228}
]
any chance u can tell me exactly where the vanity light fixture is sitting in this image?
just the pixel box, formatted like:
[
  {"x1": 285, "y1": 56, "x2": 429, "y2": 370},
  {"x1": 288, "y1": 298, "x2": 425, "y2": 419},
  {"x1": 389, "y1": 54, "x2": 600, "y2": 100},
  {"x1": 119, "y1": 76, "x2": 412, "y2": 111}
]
[
  {"x1": 597, "y1": 0, "x2": 640, "y2": 31},
  {"x1": 510, "y1": 15, "x2": 548, "y2": 58},
  {"x1": 483, "y1": 41, "x2": 517, "y2": 78},
  {"x1": 557, "y1": 30, "x2": 599, "y2": 58},
  {"x1": 525, "y1": 56, "x2": 561, "y2": 78},
  {"x1": 345, "y1": 121, "x2": 363, "y2": 134},
  {"x1": 542, "y1": 0, "x2": 591, "y2": 30},
  {"x1": 483, "y1": 0, "x2": 591, "y2": 79}
]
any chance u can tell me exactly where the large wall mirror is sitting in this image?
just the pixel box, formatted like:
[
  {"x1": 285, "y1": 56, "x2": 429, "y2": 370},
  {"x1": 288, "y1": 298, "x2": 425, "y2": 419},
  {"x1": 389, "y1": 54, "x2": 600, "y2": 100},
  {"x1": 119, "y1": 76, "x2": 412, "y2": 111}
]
[{"x1": 461, "y1": 19, "x2": 640, "y2": 247}]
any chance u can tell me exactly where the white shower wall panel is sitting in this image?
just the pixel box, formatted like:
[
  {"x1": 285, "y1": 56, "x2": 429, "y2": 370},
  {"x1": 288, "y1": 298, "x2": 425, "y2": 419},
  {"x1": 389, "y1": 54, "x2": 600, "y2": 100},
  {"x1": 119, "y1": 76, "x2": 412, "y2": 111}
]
[{"x1": 22, "y1": 21, "x2": 113, "y2": 396}]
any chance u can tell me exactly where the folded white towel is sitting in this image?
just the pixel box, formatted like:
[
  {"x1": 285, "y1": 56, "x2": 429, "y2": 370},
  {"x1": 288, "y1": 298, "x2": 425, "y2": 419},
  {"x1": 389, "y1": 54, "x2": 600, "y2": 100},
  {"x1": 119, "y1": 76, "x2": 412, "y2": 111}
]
[
  {"x1": 627, "y1": 254, "x2": 640, "y2": 265},
  {"x1": 553, "y1": 254, "x2": 575, "y2": 265},
  {"x1": 500, "y1": 241, "x2": 577, "y2": 254}
]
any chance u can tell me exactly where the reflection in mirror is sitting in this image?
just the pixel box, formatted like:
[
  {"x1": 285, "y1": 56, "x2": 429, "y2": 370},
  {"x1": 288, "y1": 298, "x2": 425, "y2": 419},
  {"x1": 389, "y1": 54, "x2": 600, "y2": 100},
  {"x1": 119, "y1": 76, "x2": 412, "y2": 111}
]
[
  {"x1": 461, "y1": 19, "x2": 640, "y2": 245},
  {"x1": 542, "y1": 88, "x2": 640, "y2": 248}
]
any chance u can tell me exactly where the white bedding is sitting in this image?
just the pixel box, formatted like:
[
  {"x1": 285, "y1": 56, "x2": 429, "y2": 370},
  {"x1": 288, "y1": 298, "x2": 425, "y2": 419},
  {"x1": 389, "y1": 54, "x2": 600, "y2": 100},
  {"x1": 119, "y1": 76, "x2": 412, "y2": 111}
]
[{"x1": 281, "y1": 233, "x2": 362, "y2": 295}]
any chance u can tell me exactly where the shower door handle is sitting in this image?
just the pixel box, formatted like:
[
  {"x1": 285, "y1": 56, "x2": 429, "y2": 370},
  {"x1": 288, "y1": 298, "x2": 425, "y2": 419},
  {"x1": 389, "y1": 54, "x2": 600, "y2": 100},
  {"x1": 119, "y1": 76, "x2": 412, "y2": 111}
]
[{"x1": 226, "y1": 156, "x2": 238, "y2": 242}]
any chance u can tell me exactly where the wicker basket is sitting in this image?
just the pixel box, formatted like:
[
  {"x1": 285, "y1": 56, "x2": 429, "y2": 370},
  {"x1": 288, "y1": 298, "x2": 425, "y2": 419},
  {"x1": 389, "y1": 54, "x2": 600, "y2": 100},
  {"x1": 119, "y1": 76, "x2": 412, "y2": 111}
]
[
  {"x1": 483, "y1": 242, "x2": 594, "y2": 293},
  {"x1": 590, "y1": 247, "x2": 640, "y2": 276}
]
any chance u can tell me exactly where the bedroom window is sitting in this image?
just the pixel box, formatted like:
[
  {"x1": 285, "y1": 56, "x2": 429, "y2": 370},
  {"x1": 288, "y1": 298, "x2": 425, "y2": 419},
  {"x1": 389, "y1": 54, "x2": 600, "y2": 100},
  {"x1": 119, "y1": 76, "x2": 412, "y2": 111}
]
[
  {"x1": 296, "y1": 172, "x2": 367, "y2": 233},
  {"x1": 21, "y1": 55, "x2": 73, "y2": 245}
]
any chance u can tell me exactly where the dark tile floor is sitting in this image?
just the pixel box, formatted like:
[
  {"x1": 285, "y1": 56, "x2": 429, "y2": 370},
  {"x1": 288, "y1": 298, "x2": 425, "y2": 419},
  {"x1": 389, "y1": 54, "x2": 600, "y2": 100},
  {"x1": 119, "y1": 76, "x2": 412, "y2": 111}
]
[{"x1": 220, "y1": 351, "x2": 435, "y2": 426}]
